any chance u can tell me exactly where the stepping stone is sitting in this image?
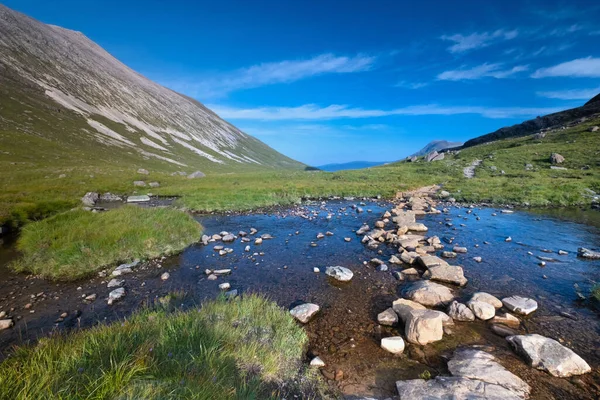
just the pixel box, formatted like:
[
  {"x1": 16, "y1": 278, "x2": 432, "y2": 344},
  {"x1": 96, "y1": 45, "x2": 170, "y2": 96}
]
[
  {"x1": 471, "y1": 292, "x2": 502, "y2": 309},
  {"x1": 325, "y1": 266, "x2": 353, "y2": 282},
  {"x1": 502, "y1": 296, "x2": 538, "y2": 315},
  {"x1": 507, "y1": 334, "x2": 591, "y2": 377},
  {"x1": 402, "y1": 281, "x2": 454, "y2": 307}
]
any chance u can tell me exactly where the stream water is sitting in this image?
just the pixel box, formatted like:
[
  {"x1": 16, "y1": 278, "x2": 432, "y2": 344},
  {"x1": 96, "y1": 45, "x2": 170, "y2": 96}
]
[{"x1": 0, "y1": 200, "x2": 599, "y2": 399}]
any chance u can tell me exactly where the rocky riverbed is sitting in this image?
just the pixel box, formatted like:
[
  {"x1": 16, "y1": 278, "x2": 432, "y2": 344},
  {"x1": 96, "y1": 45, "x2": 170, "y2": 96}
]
[{"x1": 0, "y1": 193, "x2": 599, "y2": 399}]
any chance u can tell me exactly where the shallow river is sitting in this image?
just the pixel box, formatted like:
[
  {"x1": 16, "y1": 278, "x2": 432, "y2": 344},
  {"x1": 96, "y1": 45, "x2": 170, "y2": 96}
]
[{"x1": 0, "y1": 200, "x2": 599, "y2": 399}]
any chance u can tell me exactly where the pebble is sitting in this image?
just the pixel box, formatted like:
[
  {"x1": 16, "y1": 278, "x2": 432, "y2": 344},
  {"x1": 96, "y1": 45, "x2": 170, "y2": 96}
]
[
  {"x1": 160, "y1": 272, "x2": 170, "y2": 281},
  {"x1": 218, "y1": 282, "x2": 231, "y2": 291}
]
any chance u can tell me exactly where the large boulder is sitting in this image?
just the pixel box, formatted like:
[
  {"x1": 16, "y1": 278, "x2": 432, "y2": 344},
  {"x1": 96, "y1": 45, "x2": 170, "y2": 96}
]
[
  {"x1": 290, "y1": 303, "x2": 320, "y2": 323},
  {"x1": 507, "y1": 334, "x2": 591, "y2": 377},
  {"x1": 404, "y1": 309, "x2": 444, "y2": 345},
  {"x1": 187, "y1": 170, "x2": 206, "y2": 179},
  {"x1": 396, "y1": 349, "x2": 530, "y2": 399},
  {"x1": 325, "y1": 266, "x2": 353, "y2": 282},
  {"x1": 502, "y1": 296, "x2": 538, "y2": 315},
  {"x1": 448, "y1": 301, "x2": 475, "y2": 321},
  {"x1": 402, "y1": 281, "x2": 454, "y2": 307},
  {"x1": 549, "y1": 153, "x2": 565, "y2": 164}
]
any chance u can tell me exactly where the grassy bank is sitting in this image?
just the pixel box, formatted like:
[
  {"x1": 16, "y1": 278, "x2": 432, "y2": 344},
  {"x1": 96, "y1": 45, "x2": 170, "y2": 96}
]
[
  {"x1": 12, "y1": 206, "x2": 201, "y2": 280},
  {"x1": 0, "y1": 294, "x2": 326, "y2": 400}
]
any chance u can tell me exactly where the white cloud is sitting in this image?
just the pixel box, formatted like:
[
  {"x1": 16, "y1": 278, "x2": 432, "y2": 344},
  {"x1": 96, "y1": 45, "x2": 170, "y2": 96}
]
[
  {"x1": 158, "y1": 53, "x2": 376, "y2": 98},
  {"x1": 394, "y1": 80, "x2": 428, "y2": 89},
  {"x1": 532, "y1": 57, "x2": 600, "y2": 78},
  {"x1": 210, "y1": 103, "x2": 562, "y2": 121},
  {"x1": 537, "y1": 87, "x2": 600, "y2": 100},
  {"x1": 437, "y1": 63, "x2": 528, "y2": 81},
  {"x1": 440, "y1": 29, "x2": 518, "y2": 53}
]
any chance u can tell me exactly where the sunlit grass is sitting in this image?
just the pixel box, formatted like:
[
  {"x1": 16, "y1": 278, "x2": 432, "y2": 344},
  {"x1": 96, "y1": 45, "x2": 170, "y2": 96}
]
[
  {"x1": 0, "y1": 294, "x2": 327, "y2": 400},
  {"x1": 12, "y1": 206, "x2": 202, "y2": 280}
]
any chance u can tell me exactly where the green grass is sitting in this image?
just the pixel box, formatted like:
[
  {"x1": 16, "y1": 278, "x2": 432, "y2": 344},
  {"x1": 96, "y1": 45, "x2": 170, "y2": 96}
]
[
  {"x1": 593, "y1": 284, "x2": 600, "y2": 302},
  {"x1": 11, "y1": 206, "x2": 202, "y2": 280},
  {"x1": 0, "y1": 294, "x2": 327, "y2": 400}
]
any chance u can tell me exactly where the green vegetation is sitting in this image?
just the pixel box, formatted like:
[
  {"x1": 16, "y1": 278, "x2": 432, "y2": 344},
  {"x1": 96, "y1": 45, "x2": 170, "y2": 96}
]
[
  {"x1": 12, "y1": 206, "x2": 201, "y2": 280},
  {"x1": 0, "y1": 294, "x2": 327, "y2": 400}
]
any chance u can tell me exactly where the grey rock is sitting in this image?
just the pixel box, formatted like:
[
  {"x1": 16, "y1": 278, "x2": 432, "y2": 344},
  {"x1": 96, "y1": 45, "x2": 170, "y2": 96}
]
[
  {"x1": 448, "y1": 301, "x2": 475, "y2": 321},
  {"x1": 471, "y1": 292, "x2": 503, "y2": 309},
  {"x1": 550, "y1": 153, "x2": 565, "y2": 164},
  {"x1": 502, "y1": 296, "x2": 538, "y2": 315},
  {"x1": 100, "y1": 192, "x2": 122, "y2": 202},
  {"x1": 404, "y1": 309, "x2": 444, "y2": 345},
  {"x1": 467, "y1": 300, "x2": 496, "y2": 320},
  {"x1": 426, "y1": 263, "x2": 468, "y2": 286},
  {"x1": 507, "y1": 334, "x2": 591, "y2": 377},
  {"x1": 81, "y1": 192, "x2": 99, "y2": 206},
  {"x1": 577, "y1": 247, "x2": 600, "y2": 259},
  {"x1": 377, "y1": 308, "x2": 398, "y2": 326},
  {"x1": 107, "y1": 278, "x2": 124, "y2": 288},
  {"x1": 148, "y1": 181, "x2": 160, "y2": 188},
  {"x1": 402, "y1": 281, "x2": 454, "y2": 307},
  {"x1": 127, "y1": 195, "x2": 150, "y2": 203},
  {"x1": 133, "y1": 180, "x2": 146, "y2": 187},
  {"x1": 107, "y1": 287, "x2": 125, "y2": 305},
  {"x1": 0, "y1": 319, "x2": 14, "y2": 330},
  {"x1": 137, "y1": 168, "x2": 149, "y2": 175},
  {"x1": 381, "y1": 336, "x2": 405, "y2": 354},
  {"x1": 187, "y1": 171, "x2": 206, "y2": 179},
  {"x1": 325, "y1": 266, "x2": 353, "y2": 282},
  {"x1": 290, "y1": 303, "x2": 319, "y2": 323}
]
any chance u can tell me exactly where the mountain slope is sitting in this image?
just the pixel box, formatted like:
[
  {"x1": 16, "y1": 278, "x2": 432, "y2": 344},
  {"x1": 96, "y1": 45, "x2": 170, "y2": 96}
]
[
  {"x1": 317, "y1": 161, "x2": 389, "y2": 171},
  {"x1": 410, "y1": 140, "x2": 463, "y2": 157},
  {"x1": 462, "y1": 96, "x2": 600, "y2": 148},
  {"x1": 0, "y1": 4, "x2": 302, "y2": 172}
]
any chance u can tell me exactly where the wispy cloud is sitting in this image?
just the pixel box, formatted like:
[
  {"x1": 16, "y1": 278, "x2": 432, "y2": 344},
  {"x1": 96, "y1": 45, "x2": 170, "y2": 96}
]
[
  {"x1": 159, "y1": 53, "x2": 376, "y2": 98},
  {"x1": 537, "y1": 87, "x2": 600, "y2": 100},
  {"x1": 394, "y1": 80, "x2": 428, "y2": 89},
  {"x1": 440, "y1": 29, "x2": 518, "y2": 53},
  {"x1": 437, "y1": 63, "x2": 528, "y2": 81},
  {"x1": 241, "y1": 123, "x2": 390, "y2": 138},
  {"x1": 532, "y1": 57, "x2": 600, "y2": 78},
  {"x1": 210, "y1": 103, "x2": 562, "y2": 121}
]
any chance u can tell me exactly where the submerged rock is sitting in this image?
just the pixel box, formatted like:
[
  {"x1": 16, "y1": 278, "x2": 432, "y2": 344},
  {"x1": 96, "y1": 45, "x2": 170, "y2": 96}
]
[
  {"x1": 507, "y1": 334, "x2": 591, "y2": 377},
  {"x1": 290, "y1": 303, "x2": 319, "y2": 323},
  {"x1": 325, "y1": 266, "x2": 353, "y2": 282}
]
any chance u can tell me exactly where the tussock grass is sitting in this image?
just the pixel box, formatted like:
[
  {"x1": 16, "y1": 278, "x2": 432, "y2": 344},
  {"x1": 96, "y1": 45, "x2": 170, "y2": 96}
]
[
  {"x1": 12, "y1": 206, "x2": 202, "y2": 280},
  {"x1": 0, "y1": 294, "x2": 327, "y2": 400}
]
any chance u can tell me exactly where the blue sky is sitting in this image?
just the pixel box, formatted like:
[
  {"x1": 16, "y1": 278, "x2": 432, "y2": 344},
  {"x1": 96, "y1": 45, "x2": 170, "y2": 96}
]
[{"x1": 5, "y1": 0, "x2": 600, "y2": 165}]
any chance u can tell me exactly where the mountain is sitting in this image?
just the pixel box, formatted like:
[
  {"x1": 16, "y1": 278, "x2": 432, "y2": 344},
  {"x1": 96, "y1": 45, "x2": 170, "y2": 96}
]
[
  {"x1": 410, "y1": 140, "x2": 463, "y2": 157},
  {"x1": 463, "y1": 95, "x2": 600, "y2": 148},
  {"x1": 317, "y1": 161, "x2": 389, "y2": 172},
  {"x1": 0, "y1": 4, "x2": 302, "y2": 172}
]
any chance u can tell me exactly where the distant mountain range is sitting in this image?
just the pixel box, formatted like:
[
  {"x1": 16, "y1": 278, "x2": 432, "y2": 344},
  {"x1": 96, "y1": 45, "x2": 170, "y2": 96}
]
[
  {"x1": 0, "y1": 4, "x2": 302, "y2": 172},
  {"x1": 317, "y1": 161, "x2": 390, "y2": 172},
  {"x1": 410, "y1": 140, "x2": 463, "y2": 158}
]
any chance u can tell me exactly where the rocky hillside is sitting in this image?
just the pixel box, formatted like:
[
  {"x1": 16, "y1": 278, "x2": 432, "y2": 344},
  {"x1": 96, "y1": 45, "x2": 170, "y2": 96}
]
[
  {"x1": 463, "y1": 95, "x2": 600, "y2": 148},
  {"x1": 410, "y1": 140, "x2": 463, "y2": 157},
  {"x1": 0, "y1": 4, "x2": 302, "y2": 172}
]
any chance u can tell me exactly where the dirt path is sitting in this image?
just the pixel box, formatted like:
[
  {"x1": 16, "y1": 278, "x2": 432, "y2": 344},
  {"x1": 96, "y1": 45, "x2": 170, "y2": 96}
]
[{"x1": 463, "y1": 159, "x2": 482, "y2": 178}]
